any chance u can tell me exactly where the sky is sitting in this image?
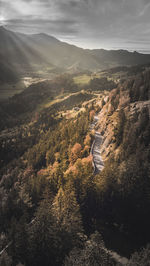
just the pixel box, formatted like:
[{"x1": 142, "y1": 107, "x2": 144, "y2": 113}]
[{"x1": 0, "y1": 0, "x2": 150, "y2": 51}]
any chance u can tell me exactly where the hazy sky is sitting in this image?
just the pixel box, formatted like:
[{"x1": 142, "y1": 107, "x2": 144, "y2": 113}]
[{"x1": 0, "y1": 0, "x2": 150, "y2": 51}]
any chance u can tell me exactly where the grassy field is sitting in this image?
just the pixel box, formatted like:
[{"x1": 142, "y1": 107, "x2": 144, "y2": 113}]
[
  {"x1": 36, "y1": 92, "x2": 75, "y2": 112},
  {"x1": 73, "y1": 72, "x2": 108, "y2": 85},
  {"x1": 73, "y1": 74, "x2": 92, "y2": 85}
]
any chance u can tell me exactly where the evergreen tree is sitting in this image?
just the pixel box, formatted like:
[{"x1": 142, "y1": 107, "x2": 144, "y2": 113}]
[
  {"x1": 28, "y1": 195, "x2": 61, "y2": 266},
  {"x1": 64, "y1": 232, "x2": 114, "y2": 266},
  {"x1": 52, "y1": 185, "x2": 83, "y2": 236}
]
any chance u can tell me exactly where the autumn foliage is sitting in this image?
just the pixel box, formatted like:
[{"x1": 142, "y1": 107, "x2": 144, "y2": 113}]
[
  {"x1": 69, "y1": 143, "x2": 82, "y2": 164},
  {"x1": 89, "y1": 110, "x2": 95, "y2": 121}
]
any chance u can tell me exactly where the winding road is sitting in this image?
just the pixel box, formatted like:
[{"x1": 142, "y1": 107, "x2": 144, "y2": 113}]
[
  {"x1": 90, "y1": 115, "x2": 104, "y2": 174},
  {"x1": 90, "y1": 116, "x2": 129, "y2": 265}
]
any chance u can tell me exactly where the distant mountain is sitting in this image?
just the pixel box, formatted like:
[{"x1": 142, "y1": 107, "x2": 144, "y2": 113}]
[
  {"x1": 1, "y1": 26, "x2": 150, "y2": 83},
  {"x1": 0, "y1": 26, "x2": 55, "y2": 74},
  {"x1": 90, "y1": 49, "x2": 150, "y2": 69}
]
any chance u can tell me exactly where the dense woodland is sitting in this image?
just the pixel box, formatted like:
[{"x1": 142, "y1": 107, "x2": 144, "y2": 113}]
[{"x1": 0, "y1": 66, "x2": 150, "y2": 265}]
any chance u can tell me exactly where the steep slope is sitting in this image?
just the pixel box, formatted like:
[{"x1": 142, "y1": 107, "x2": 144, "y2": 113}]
[
  {"x1": 0, "y1": 65, "x2": 150, "y2": 264},
  {"x1": 1, "y1": 26, "x2": 150, "y2": 83},
  {"x1": 0, "y1": 26, "x2": 99, "y2": 76},
  {"x1": 0, "y1": 26, "x2": 55, "y2": 75},
  {"x1": 96, "y1": 68, "x2": 150, "y2": 160},
  {"x1": 94, "y1": 68, "x2": 150, "y2": 243}
]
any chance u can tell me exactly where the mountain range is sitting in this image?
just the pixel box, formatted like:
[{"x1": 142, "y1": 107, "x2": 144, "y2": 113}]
[{"x1": 1, "y1": 26, "x2": 150, "y2": 83}]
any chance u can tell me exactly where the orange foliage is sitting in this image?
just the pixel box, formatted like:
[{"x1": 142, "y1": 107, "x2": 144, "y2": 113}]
[
  {"x1": 82, "y1": 154, "x2": 93, "y2": 164},
  {"x1": 89, "y1": 110, "x2": 95, "y2": 121},
  {"x1": 65, "y1": 165, "x2": 78, "y2": 176},
  {"x1": 84, "y1": 134, "x2": 91, "y2": 146},
  {"x1": 81, "y1": 155, "x2": 93, "y2": 173},
  {"x1": 69, "y1": 143, "x2": 82, "y2": 164}
]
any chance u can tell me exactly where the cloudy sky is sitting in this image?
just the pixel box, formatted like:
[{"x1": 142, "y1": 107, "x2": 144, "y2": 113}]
[{"x1": 0, "y1": 0, "x2": 150, "y2": 51}]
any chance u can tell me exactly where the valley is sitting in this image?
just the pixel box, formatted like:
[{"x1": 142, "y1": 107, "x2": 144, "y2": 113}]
[
  {"x1": 0, "y1": 26, "x2": 150, "y2": 266},
  {"x1": 1, "y1": 26, "x2": 150, "y2": 103}
]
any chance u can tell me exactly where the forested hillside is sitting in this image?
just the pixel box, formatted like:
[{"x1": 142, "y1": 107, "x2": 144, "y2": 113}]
[
  {"x1": 0, "y1": 66, "x2": 150, "y2": 265},
  {"x1": 94, "y1": 69, "x2": 150, "y2": 248}
]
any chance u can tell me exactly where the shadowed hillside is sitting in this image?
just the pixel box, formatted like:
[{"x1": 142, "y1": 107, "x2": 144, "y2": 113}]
[{"x1": 1, "y1": 26, "x2": 150, "y2": 85}]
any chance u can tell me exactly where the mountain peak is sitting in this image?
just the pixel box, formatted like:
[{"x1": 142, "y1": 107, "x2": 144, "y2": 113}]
[{"x1": 31, "y1": 32, "x2": 60, "y2": 43}]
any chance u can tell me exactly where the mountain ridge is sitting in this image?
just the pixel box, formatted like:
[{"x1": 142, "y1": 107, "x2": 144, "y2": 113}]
[{"x1": 1, "y1": 26, "x2": 150, "y2": 84}]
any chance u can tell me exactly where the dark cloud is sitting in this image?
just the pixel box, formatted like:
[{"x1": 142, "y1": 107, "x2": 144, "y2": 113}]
[
  {"x1": 5, "y1": 18, "x2": 79, "y2": 37},
  {"x1": 1, "y1": 0, "x2": 150, "y2": 51}
]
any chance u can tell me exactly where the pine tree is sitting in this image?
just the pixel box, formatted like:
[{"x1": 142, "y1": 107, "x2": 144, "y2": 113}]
[
  {"x1": 52, "y1": 185, "x2": 83, "y2": 236},
  {"x1": 28, "y1": 195, "x2": 60, "y2": 266}
]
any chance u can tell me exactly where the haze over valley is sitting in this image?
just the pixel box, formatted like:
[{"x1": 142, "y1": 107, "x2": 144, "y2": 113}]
[{"x1": 0, "y1": 1, "x2": 150, "y2": 265}]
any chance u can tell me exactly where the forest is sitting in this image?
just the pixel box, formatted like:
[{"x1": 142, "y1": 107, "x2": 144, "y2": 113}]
[{"x1": 0, "y1": 66, "x2": 150, "y2": 266}]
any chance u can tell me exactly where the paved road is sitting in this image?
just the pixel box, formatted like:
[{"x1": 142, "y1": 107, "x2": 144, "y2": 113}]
[
  {"x1": 90, "y1": 116, "x2": 104, "y2": 174},
  {"x1": 91, "y1": 131, "x2": 104, "y2": 174}
]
